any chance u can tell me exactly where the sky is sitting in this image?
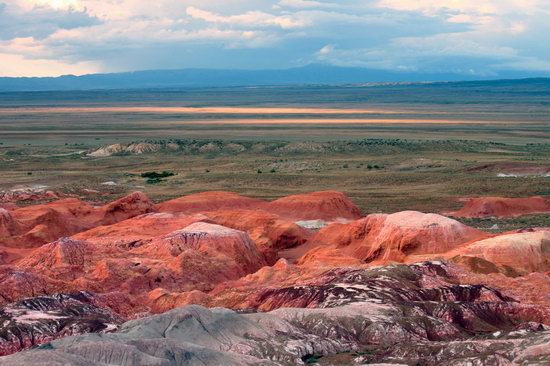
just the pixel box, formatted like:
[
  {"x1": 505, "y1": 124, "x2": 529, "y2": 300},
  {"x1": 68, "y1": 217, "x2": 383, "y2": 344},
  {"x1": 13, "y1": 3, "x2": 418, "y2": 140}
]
[{"x1": 1, "y1": 0, "x2": 549, "y2": 77}]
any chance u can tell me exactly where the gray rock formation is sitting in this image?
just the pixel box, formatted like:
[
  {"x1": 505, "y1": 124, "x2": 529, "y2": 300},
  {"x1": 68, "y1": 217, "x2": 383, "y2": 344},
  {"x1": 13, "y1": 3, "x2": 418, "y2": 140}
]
[{"x1": 1, "y1": 263, "x2": 549, "y2": 365}]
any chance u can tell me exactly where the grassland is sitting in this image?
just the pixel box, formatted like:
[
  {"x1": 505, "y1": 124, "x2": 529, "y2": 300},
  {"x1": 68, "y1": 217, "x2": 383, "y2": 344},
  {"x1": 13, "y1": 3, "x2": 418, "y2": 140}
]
[{"x1": 1, "y1": 83, "x2": 549, "y2": 230}]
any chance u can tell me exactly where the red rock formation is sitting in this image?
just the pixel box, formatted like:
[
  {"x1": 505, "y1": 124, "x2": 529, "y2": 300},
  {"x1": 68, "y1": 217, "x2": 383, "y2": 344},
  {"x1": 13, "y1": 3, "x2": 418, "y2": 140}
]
[
  {"x1": 268, "y1": 191, "x2": 362, "y2": 220},
  {"x1": 161, "y1": 222, "x2": 267, "y2": 281},
  {"x1": 448, "y1": 231, "x2": 550, "y2": 275},
  {"x1": 97, "y1": 191, "x2": 154, "y2": 225},
  {"x1": 1, "y1": 189, "x2": 550, "y2": 363},
  {"x1": 0, "y1": 188, "x2": 58, "y2": 204},
  {"x1": 0, "y1": 208, "x2": 18, "y2": 237},
  {"x1": 205, "y1": 209, "x2": 312, "y2": 261},
  {"x1": 157, "y1": 191, "x2": 266, "y2": 214},
  {"x1": 6, "y1": 219, "x2": 267, "y2": 309},
  {"x1": 299, "y1": 211, "x2": 485, "y2": 265},
  {"x1": 0, "y1": 267, "x2": 68, "y2": 305},
  {"x1": 73, "y1": 212, "x2": 208, "y2": 244},
  {"x1": 449, "y1": 196, "x2": 550, "y2": 218},
  {"x1": 0, "y1": 192, "x2": 153, "y2": 248}
]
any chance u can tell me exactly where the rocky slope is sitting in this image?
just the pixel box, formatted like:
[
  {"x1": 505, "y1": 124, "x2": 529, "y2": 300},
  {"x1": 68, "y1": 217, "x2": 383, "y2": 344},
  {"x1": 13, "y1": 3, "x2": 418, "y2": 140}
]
[
  {"x1": 0, "y1": 190, "x2": 549, "y2": 364},
  {"x1": 297, "y1": 211, "x2": 485, "y2": 266},
  {"x1": 0, "y1": 192, "x2": 153, "y2": 251},
  {"x1": 1, "y1": 262, "x2": 549, "y2": 365},
  {"x1": 267, "y1": 191, "x2": 362, "y2": 221},
  {"x1": 0, "y1": 292, "x2": 122, "y2": 356},
  {"x1": 448, "y1": 231, "x2": 550, "y2": 276},
  {"x1": 449, "y1": 196, "x2": 550, "y2": 218}
]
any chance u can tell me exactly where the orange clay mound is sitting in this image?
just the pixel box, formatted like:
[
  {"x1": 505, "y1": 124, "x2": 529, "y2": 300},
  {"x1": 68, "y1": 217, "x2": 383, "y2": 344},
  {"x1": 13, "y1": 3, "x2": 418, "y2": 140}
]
[
  {"x1": 0, "y1": 208, "x2": 18, "y2": 237},
  {"x1": 299, "y1": 211, "x2": 485, "y2": 265},
  {"x1": 267, "y1": 191, "x2": 362, "y2": 220},
  {"x1": 148, "y1": 258, "x2": 327, "y2": 312},
  {"x1": 98, "y1": 191, "x2": 155, "y2": 225},
  {"x1": 73, "y1": 212, "x2": 210, "y2": 246},
  {"x1": 0, "y1": 192, "x2": 153, "y2": 249},
  {"x1": 448, "y1": 231, "x2": 550, "y2": 276},
  {"x1": 156, "y1": 191, "x2": 266, "y2": 214},
  {"x1": 0, "y1": 266, "x2": 69, "y2": 305},
  {"x1": 449, "y1": 196, "x2": 550, "y2": 218},
  {"x1": 7, "y1": 221, "x2": 267, "y2": 308},
  {"x1": 205, "y1": 209, "x2": 313, "y2": 259}
]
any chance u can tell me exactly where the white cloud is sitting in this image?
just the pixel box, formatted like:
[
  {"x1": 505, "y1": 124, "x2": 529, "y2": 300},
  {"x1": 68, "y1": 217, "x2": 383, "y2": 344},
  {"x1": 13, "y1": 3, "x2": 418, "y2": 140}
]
[
  {"x1": 186, "y1": 6, "x2": 308, "y2": 29},
  {"x1": 277, "y1": 0, "x2": 337, "y2": 9},
  {"x1": 0, "y1": 0, "x2": 549, "y2": 76},
  {"x1": 317, "y1": 44, "x2": 334, "y2": 55},
  {"x1": 22, "y1": 0, "x2": 84, "y2": 11},
  {"x1": 0, "y1": 52, "x2": 99, "y2": 76}
]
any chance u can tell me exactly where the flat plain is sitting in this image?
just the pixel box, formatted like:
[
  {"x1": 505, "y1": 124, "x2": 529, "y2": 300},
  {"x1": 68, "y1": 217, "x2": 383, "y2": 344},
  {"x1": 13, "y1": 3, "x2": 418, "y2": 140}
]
[{"x1": 1, "y1": 80, "x2": 549, "y2": 230}]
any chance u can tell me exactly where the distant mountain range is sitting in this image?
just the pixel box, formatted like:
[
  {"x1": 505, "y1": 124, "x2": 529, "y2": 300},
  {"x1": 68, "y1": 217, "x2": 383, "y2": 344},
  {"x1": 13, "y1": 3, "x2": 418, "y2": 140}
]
[{"x1": 1, "y1": 64, "x2": 549, "y2": 92}]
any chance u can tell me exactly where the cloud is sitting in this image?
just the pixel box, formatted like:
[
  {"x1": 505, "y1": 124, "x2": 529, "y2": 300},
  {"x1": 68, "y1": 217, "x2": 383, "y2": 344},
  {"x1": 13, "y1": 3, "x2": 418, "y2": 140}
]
[
  {"x1": 1, "y1": 0, "x2": 549, "y2": 76},
  {"x1": 186, "y1": 6, "x2": 308, "y2": 29},
  {"x1": 277, "y1": 0, "x2": 338, "y2": 9},
  {"x1": 0, "y1": 1, "x2": 99, "y2": 40},
  {"x1": 0, "y1": 52, "x2": 99, "y2": 77}
]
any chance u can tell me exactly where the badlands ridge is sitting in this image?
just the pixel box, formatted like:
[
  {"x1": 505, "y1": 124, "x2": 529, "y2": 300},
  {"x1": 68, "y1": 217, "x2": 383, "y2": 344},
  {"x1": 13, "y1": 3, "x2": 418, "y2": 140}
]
[{"x1": 0, "y1": 190, "x2": 549, "y2": 365}]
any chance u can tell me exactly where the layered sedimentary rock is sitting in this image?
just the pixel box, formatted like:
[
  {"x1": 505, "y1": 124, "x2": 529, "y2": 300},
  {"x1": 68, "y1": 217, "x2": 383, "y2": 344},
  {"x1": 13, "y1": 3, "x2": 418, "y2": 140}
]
[
  {"x1": 0, "y1": 192, "x2": 153, "y2": 249},
  {"x1": 1, "y1": 219, "x2": 267, "y2": 309},
  {"x1": 299, "y1": 211, "x2": 485, "y2": 265},
  {"x1": 205, "y1": 209, "x2": 312, "y2": 261},
  {"x1": 0, "y1": 188, "x2": 58, "y2": 204},
  {"x1": 449, "y1": 231, "x2": 550, "y2": 276},
  {"x1": 0, "y1": 191, "x2": 549, "y2": 365},
  {"x1": 0, "y1": 209, "x2": 17, "y2": 238},
  {"x1": 450, "y1": 196, "x2": 550, "y2": 218},
  {"x1": 0, "y1": 292, "x2": 122, "y2": 356},
  {"x1": 267, "y1": 191, "x2": 362, "y2": 220},
  {"x1": 1, "y1": 262, "x2": 549, "y2": 365}
]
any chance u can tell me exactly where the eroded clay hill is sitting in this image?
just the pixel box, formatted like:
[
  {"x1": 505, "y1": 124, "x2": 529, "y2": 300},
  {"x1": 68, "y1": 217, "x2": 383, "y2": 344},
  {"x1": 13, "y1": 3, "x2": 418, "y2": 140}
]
[
  {"x1": 0, "y1": 192, "x2": 153, "y2": 251},
  {"x1": 0, "y1": 190, "x2": 549, "y2": 363},
  {"x1": 2, "y1": 263, "x2": 549, "y2": 365},
  {"x1": 298, "y1": 211, "x2": 486, "y2": 266},
  {"x1": 448, "y1": 230, "x2": 550, "y2": 276},
  {"x1": 267, "y1": 190, "x2": 362, "y2": 220},
  {"x1": 157, "y1": 190, "x2": 362, "y2": 221},
  {"x1": 450, "y1": 196, "x2": 550, "y2": 218}
]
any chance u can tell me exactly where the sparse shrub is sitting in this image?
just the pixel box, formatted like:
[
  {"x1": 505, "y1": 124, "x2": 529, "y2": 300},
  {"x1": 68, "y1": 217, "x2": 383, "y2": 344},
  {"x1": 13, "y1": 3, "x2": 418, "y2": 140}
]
[
  {"x1": 270, "y1": 168, "x2": 276, "y2": 173},
  {"x1": 301, "y1": 354, "x2": 323, "y2": 364},
  {"x1": 146, "y1": 177, "x2": 163, "y2": 184},
  {"x1": 141, "y1": 171, "x2": 175, "y2": 179},
  {"x1": 6, "y1": 150, "x2": 23, "y2": 156},
  {"x1": 141, "y1": 171, "x2": 175, "y2": 184},
  {"x1": 257, "y1": 169, "x2": 262, "y2": 174}
]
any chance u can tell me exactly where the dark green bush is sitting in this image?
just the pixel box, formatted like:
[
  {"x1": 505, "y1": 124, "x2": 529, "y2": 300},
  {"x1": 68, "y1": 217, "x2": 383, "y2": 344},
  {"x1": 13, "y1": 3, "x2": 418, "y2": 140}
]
[{"x1": 141, "y1": 171, "x2": 175, "y2": 179}]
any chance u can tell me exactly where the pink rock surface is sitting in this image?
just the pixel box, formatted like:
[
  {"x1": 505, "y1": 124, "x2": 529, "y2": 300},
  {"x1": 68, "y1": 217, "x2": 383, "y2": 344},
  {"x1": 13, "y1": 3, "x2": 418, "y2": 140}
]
[
  {"x1": 449, "y1": 196, "x2": 550, "y2": 218},
  {"x1": 267, "y1": 190, "x2": 362, "y2": 220},
  {"x1": 299, "y1": 211, "x2": 486, "y2": 265},
  {"x1": 448, "y1": 231, "x2": 550, "y2": 275},
  {"x1": 0, "y1": 192, "x2": 153, "y2": 249}
]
